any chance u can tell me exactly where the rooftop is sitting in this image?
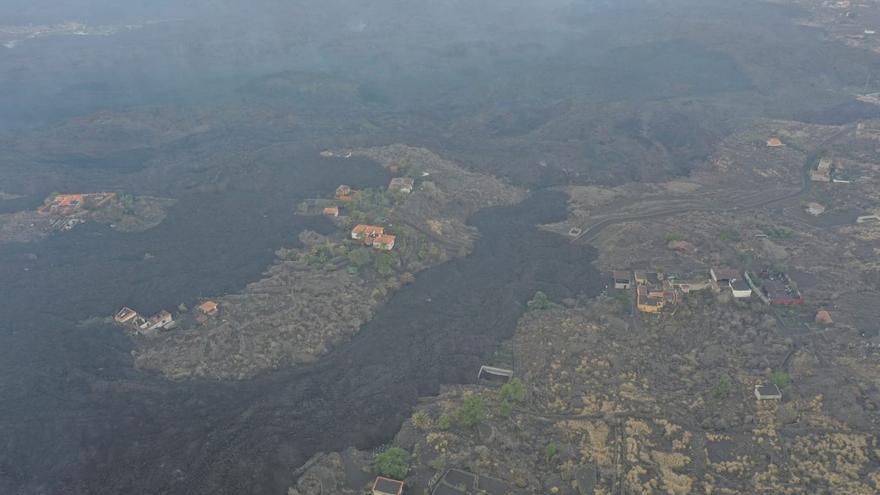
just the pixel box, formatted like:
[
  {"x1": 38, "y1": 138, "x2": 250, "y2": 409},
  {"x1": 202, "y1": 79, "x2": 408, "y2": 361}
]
[
  {"x1": 197, "y1": 301, "x2": 218, "y2": 315},
  {"x1": 373, "y1": 476, "x2": 404, "y2": 495},
  {"x1": 352, "y1": 224, "x2": 385, "y2": 236},
  {"x1": 711, "y1": 268, "x2": 740, "y2": 282}
]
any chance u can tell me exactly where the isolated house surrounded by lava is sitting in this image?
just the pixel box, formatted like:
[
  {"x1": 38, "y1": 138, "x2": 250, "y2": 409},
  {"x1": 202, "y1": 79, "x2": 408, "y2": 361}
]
[{"x1": 197, "y1": 301, "x2": 219, "y2": 316}]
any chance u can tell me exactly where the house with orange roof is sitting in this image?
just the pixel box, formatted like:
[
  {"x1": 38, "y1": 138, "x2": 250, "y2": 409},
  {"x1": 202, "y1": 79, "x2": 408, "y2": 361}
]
[
  {"x1": 351, "y1": 224, "x2": 385, "y2": 240},
  {"x1": 323, "y1": 206, "x2": 339, "y2": 217},
  {"x1": 766, "y1": 137, "x2": 784, "y2": 148},
  {"x1": 372, "y1": 234, "x2": 396, "y2": 250},
  {"x1": 197, "y1": 301, "x2": 219, "y2": 316}
]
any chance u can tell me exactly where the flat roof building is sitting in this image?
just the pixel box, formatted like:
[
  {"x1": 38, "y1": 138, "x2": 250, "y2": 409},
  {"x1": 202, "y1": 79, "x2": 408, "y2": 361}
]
[
  {"x1": 755, "y1": 383, "x2": 782, "y2": 400},
  {"x1": 372, "y1": 476, "x2": 404, "y2": 495},
  {"x1": 612, "y1": 271, "x2": 631, "y2": 289}
]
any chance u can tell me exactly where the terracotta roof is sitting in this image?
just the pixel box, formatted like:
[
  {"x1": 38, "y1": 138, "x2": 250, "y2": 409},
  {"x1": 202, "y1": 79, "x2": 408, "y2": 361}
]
[
  {"x1": 53, "y1": 194, "x2": 85, "y2": 207},
  {"x1": 766, "y1": 138, "x2": 784, "y2": 147},
  {"x1": 323, "y1": 206, "x2": 339, "y2": 216},
  {"x1": 198, "y1": 301, "x2": 218, "y2": 315},
  {"x1": 374, "y1": 234, "x2": 396, "y2": 245},
  {"x1": 352, "y1": 224, "x2": 384, "y2": 236}
]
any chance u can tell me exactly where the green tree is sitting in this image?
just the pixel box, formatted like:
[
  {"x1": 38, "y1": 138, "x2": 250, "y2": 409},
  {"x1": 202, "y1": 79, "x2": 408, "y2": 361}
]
[
  {"x1": 438, "y1": 413, "x2": 452, "y2": 430},
  {"x1": 348, "y1": 247, "x2": 372, "y2": 268},
  {"x1": 457, "y1": 395, "x2": 486, "y2": 428},
  {"x1": 374, "y1": 252, "x2": 395, "y2": 276},
  {"x1": 713, "y1": 376, "x2": 733, "y2": 399},
  {"x1": 770, "y1": 371, "x2": 790, "y2": 388},
  {"x1": 498, "y1": 378, "x2": 526, "y2": 403},
  {"x1": 545, "y1": 442, "x2": 559, "y2": 463},
  {"x1": 527, "y1": 291, "x2": 551, "y2": 311},
  {"x1": 374, "y1": 447, "x2": 409, "y2": 480}
]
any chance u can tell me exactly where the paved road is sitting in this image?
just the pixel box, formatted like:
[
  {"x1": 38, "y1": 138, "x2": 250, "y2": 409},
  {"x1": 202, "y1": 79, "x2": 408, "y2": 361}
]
[{"x1": 571, "y1": 147, "x2": 821, "y2": 244}]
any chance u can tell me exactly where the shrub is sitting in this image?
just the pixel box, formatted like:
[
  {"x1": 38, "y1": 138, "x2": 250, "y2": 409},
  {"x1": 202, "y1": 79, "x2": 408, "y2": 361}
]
[
  {"x1": 438, "y1": 413, "x2": 452, "y2": 430},
  {"x1": 457, "y1": 395, "x2": 486, "y2": 428},
  {"x1": 762, "y1": 226, "x2": 793, "y2": 240},
  {"x1": 498, "y1": 378, "x2": 526, "y2": 403},
  {"x1": 545, "y1": 442, "x2": 558, "y2": 463},
  {"x1": 770, "y1": 371, "x2": 790, "y2": 388},
  {"x1": 348, "y1": 247, "x2": 372, "y2": 268},
  {"x1": 411, "y1": 410, "x2": 432, "y2": 431},
  {"x1": 713, "y1": 376, "x2": 733, "y2": 399},
  {"x1": 527, "y1": 291, "x2": 551, "y2": 311},
  {"x1": 374, "y1": 447, "x2": 409, "y2": 480}
]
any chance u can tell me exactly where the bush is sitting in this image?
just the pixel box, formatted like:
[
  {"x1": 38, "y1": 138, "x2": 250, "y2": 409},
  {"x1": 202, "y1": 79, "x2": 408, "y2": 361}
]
[
  {"x1": 770, "y1": 371, "x2": 790, "y2": 388},
  {"x1": 545, "y1": 442, "x2": 558, "y2": 463},
  {"x1": 348, "y1": 247, "x2": 372, "y2": 268},
  {"x1": 374, "y1": 448, "x2": 409, "y2": 480},
  {"x1": 374, "y1": 252, "x2": 395, "y2": 276},
  {"x1": 762, "y1": 226, "x2": 793, "y2": 240},
  {"x1": 713, "y1": 376, "x2": 733, "y2": 399},
  {"x1": 457, "y1": 395, "x2": 486, "y2": 428},
  {"x1": 498, "y1": 378, "x2": 526, "y2": 403},
  {"x1": 527, "y1": 291, "x2": 551, "y2": 311},
  {"x1": 438, "y1": 413, "x2": 452, "y2": 430},
  {"x1": 411, "y1": 410, "x2": 432, "y2": 431}
]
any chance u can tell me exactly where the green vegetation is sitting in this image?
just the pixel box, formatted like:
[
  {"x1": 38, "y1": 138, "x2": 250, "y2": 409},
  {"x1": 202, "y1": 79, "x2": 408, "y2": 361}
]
[
  {"x1": 761, "y1": 225, "x2": 794, "y2": 240},
  {"x1": 545, "y1": 442, "x2": 559, "y2": 463},
  {"x1": 527, "y1": 291, "x2": 551, "y2": 311},
  {"x1": 374, "y1": 447, "x2": 409, "y2": 480},
  {"x1": 498, "y1": 378, "x2": 526, "y2": 403},
  {"x1": 665, "y1": 232, "x2": 684, "y2": 243},
  {"x1": 457, "y1": 395, "x2": 486, "y2": 428},
  {"x1": 713, "y1": 376, "x2": 733, "y2": 399},
  {"x1": 719, "y1": 228, "x2": 741, "y2": 242},
  {"x1": 348, "y1": 247, "x2": 373, "y2": 268},
  {"x1": 497, "y1": 378, "x2": 526, "y2": 417},
  {"x1": 438, "y1": 413, "x2": 453, "y2": 430},
  {"x1": 771, "y1": 371, "x2": 791, "y2": 388},
  {"x1": 304, "y1": 244, "x2": 334, "y2": 266},
  {"x1": 374, "y1": 252, "x2": 396, "y2": 276}
]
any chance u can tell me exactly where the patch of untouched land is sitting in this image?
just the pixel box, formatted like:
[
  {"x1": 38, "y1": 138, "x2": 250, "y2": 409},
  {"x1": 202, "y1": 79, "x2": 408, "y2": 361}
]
[
  {"x1": 133, "y1": 145, "x2": 524, "y2": 380},
  {"x1": 0, "y1": 193, "x2": 174, "y2": 243}
]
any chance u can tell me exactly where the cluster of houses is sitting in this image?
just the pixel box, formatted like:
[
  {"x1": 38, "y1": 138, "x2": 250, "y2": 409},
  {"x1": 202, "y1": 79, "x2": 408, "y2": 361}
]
[
  {"x1": 809, "y1": 156, "x2": 853, "y2": 184},
  {"x1": 113, "y1": 306, "x2": 175, "y2": 334},
  {"x1": 612, "y1": 266, "x2": 767, "y2": 313},
  {"x1": 614, "y1": 265, "x2": 804, "y2": 313},
  {"x1": 352, "y1": 224, "x2": 396, "y2": 250},
  {"x1": 321, "y1": 176, "x2": 416, "y2": 252},
  {"x1": 113, "y1": 300, "x2": 218, "y2": 335},
  {"x1": 613, "y1": 271, "x2": 675, "y2": 313},
  {"x1": 38, "y1": 192, "x2": 116, "y2": 215}
]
